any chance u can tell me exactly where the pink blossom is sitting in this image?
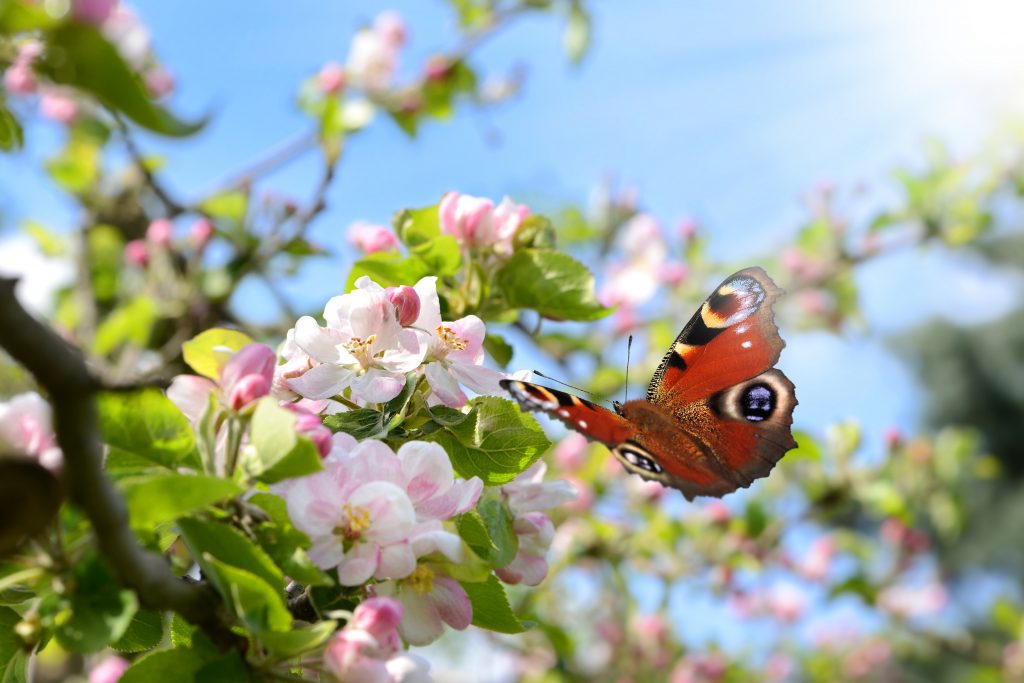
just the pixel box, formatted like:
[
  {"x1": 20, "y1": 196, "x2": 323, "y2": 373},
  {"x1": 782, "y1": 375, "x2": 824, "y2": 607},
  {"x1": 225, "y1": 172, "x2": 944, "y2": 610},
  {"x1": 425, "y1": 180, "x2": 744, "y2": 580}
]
[
  {"x1": 764, "y1": 654, "x2": 793, "y2": 682},
  {"x1": 189, "y1": 218, "x2": 214, "y2": 250},
  {"x1": 145, "y1": 66, "x2": 175, "y2": 98},
  {"x1": 424, "y1": 55, "x2": 450, "y2": 82},
  {"x1": 386, "y1": 286, "x2": 420, "y2": 327},
  {"x1": 0, "y1": 392, "x2": 63, "y2": 472},
  {"x1": 766, "y1": 583, "x2": 806, "y2": 623},
  {"x1": 3, "y1": 42, "x2": 41, "y2": 94},
  {"x1": 660, "y1": 261, "x2": 688, "y2": 286},
  {"x1": 553, "y1": 432, "x2": 588, "y2": 471},
  {"x1": 877, "y1": 582, "x2": 948, "y2": 618},
  {"x1": 124, "y1": 239, "x2": 149, "y2": 267},
  {"x1": 88, "y1": 655, "x2": 129, "y2": 683},
  {"x1": 798, "y1": 290, "x2": 829, "y2": 316},
  {"x1": 798, "y1": 535, "x2": 836, "y2": 581},
  {"x1": 396, "y1": 441, "x2": 482, "y2": 521},
  {"x1": 318, "y1": 61, "x2": 346, "y2": 94},
  {"x1": 384, "y1": 653, "x2": 432, "y2": 682},
  {"x1": 376, "y1": 571, "x2": 472, "y2": 646},
  {"x1": 39, "y1": 91, "x2": 78, "y2": 124},
  {"x1": 346, "y1": 11, "x2": 406, "y2": 92},
  {"x1": 670, "y1": 653, "x2": 728, "y2": 683},
  {"x1": 102, "y1": 8, "x2": 151, "y2": 69},
  {"x1": 496, "y1": 512, "x2": 555, "y2": 586},
  {"x1": 167, "y1": 344, "x2": 276, "y2": 418},
  {"x1": 438, "y1": 193, "x2": 529, "y2": 256},
  {"x1": 146, "y1": 218, "x2": 174, "y2": 247},
  {"x1": 352, "y1": 597, "x2": 404, "y2": 651},
  {"x1": 883, "y1": 426, "x2": 903, "y2": 450},
  {"x1": 324, "y1": 629, "x2": 391, "y2": 683},
  {"x1": 703, "y1": 501, "x2": 731, "y2": 524},
  {"x1": 349, "y1": 221, "x2": 400, "y2": 254},
  {"x1": 843, "y1": 638, "x2": 892, "y2": 679},
  {"x1": 677, "y1": 217, "x2": 698, "y2": 241},
  {"x1": 72, "y1": 0, "x2": 118, "y2": 25},
  {"x1": 600, "y1": 214, "x2": 668, "y2": 308},
  {"x1": 410, "y1": 276, "x2": 509, "y2": 408},
  {"x1": 500, "y1": 461, "x2": 577, "y2": 515},
  {"x1": 281, "y1": 402, "x2": 332, "y2": 457},
  {"x1": 285, "y1": 276, "x2": 425, "y2": 404}
]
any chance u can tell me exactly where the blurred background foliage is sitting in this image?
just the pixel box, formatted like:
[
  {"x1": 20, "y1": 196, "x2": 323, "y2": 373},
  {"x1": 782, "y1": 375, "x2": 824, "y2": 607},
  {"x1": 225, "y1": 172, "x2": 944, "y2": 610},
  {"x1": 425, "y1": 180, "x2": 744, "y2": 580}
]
[{"x1": 2, "y1": 0, "x2": 1024, "y2": 681}]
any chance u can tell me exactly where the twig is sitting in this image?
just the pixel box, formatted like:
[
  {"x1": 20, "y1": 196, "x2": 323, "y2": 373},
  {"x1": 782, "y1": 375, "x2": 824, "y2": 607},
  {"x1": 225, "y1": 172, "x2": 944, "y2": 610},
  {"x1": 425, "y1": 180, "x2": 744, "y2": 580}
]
[
  {"x1": 0, "y1": 278, "x2": 237, "y2": 649},
  {"x1": 112, "y1": 115, "x2": 188, "y2": 217}
]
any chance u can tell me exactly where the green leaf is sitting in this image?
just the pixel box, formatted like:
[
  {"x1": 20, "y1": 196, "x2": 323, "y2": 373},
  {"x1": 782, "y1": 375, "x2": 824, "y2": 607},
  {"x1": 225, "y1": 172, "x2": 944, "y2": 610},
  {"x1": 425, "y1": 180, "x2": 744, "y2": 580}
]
[
  {"x1": 260, "y1": 621, "x2": 337, "y2": 659},
  {"x1": 323, "y1": 409, "x2": 386, "y2": 439},
  {"x1": 0, "y1": 1, "x2": 57, "y2": 32},
  {"x1": 0, "y1": 608, "x2": 24, "y2": 678},
  {"x1": 0, "y1": 104, "x2": 23, "y2": 152},
  {"x1": 788, "y1": 430, "x2": 822, "y2": 461},
  {"x1": 120, "y1": 473, "x2": 242, "y2": 529},
  {"x1": 196, "y1": 651, "x2": 251, "y2": 683},
  {"x1": 169, "y1": 613, "x2": 195, "y2": 649},
  {"x1": 198, "y1": 191, "x2": 248, "y2": 223},
  {"x1": 496, "y1": 249, "x2": 611, "y2": 321},
  {"x1": 21, "y1": 221, "x2": 65, "y2": 257},
  {"x1": 97, "y1": 389, "x2": 200, "y2": 469},
  {"x1": 1, "y1": 650, "x2": 27, "y2": 683},
  {"x1": 86, "y1": 225, "x2": 124, "y2": 303},
  {"x1": 483, "y1": 334, "x2": 513, "y2": 367},
  {"x1": 56, "y1": 554, "x2": 138, "y2": 653},
  {"x1": 181, "y1": 328, "x2": 255, "y2": 380},
  {"x1": 93, "y1": 296, "x2": 158, "y2": 356},
  {"x1": 422, "y1": 397, "x2": 550, "y2": 485},
  {"x1": 178, "y1": 517, "x2": 284, "y2": 591},
  {"x1": 246, "y1": 398, "x2": 323, "y2": 483},
  {"x1": 202, "y1": 555, "x2": 292, "y2": 633},
  {"x1": 346, "y1": 252, "x2": 430, "y2": 290},
  {"x1": 121, "y1": 648, "x2": 208, "y2": 683},
  {"x1": 39, "y1": 24, "x2": 203, "y2": 137},
  {"x1": 45, "y1": 128, "x2": 102, "y2": 194},
  {"x1": 111, "y1": 609, "x2": 163, "y2": 653},
  {"x1": 248, "y1": 493, "x2": 332, "y2": 587},
  {"x1": 456, "y1": 497, "x2": 518, "y2": 569},
  {"x1": 460, "y1": 575, "x2": 528, "y2": 634},
  {"x1": 564, "y1": 1, "x2": 591, "y2": 64}
]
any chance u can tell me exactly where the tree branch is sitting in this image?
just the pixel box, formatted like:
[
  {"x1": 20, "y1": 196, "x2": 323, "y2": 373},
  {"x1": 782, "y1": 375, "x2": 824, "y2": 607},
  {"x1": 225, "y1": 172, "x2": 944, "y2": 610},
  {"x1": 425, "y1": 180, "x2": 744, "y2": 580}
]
[{"x1": 0, "y1": 278, "x2": 237, "y2": 648}]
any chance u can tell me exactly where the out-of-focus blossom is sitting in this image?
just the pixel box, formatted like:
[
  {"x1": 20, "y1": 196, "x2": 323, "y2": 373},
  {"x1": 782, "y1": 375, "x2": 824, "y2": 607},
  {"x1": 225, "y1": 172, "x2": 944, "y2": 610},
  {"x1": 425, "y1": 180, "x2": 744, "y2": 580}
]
[
  {"x1": 677, "y1": 216, "x2": 698, "y2": 241},
  {"x1": 3, "y1": 42, "x2": 41, "y2": 94},
  {"x1": 146, "y1": 218, "x2": 174, "y2": 247},
  {"x1": 423, "y1": 55, "x2": 450, "y2": 82},
  {"x1": 88, "y1": 655, "x2": 129, "y2": 683},
  {"x1": 500, "y1": 461, "x2": 577, "y2": 515},
  {"x1": 764, "y1": 654, "x2": 793, "y2": 682},
  {"x1": 386, "y1": 286, "x2": 420, "y2": 327},
  {"x1": 877, "y1": 581, "x2": 948, "y2": 618},
  {"x1": 880, "y1": 518, "x2": 930, "y2": 554},
  {"x1": 843, "y1": 638, "x2": 892, "y2": 679},
  {"x1": 780, "y1": 247, "x2": 827, "y2": 282},
  {"x1": 324, "y1": 597, "x2": 416, "y2": 683},
  {"x1": 318, "y1": 61, "x2": 346, "y2": 94},
  {"x1": 167, "y1": 343, "x2": 276, "y2": 420},
  {"x1": 346, "y1": 11, "x2": 407, "y2": 92},
  {"x1": 376, "y1": 569, "x2": 472, "y2": 646},
  {"x1": 600, "y1": 214, "x2": 669, "y2": 308},
  {"x1": 384, "y1": 652, "x2": 432, "y2": 683},
  {"x1": 798, "y1": 290, "x2": 829, "y2": 316},
  {"x1": 189, "y1": 218, "x2": 214, "y2": 250},
  {"x1": 661, "y1": 261, "x2": 688, "y2": 286},
  {"x1": 72, "y1": 0, "x2": 118, "y2": 26},
  {"x1": 145, "y1": 65, "x2": 175, "y2": 99},
  {"x1": 124, "y1": 239, "x2": 149, "y2": 267},
  {"x1": 103, "y1": 8, "x2": 151, "y2": 68},
  {"x1": 0, "y1": 392, "x2": 63, "y2": 472},
  {"x1": 669, "y1": 653, "x2": 728, "y2": 683},
  {"x1": 883, "y1": 426, "x2": 903, "y2": 450},
  {"x1": 39, "y1": 91, "x2": 78, "y2": 124},
  {"x1": 411, "y1": 276, "x2": 507, "y2": 408},
  {"x1": 349, "y1": 221, "x2": 400, "y2": 254},
  {"x1": 495, "y1": 512, "x2": 554, "y2": 586},
  {"x1": 798, "y1": 535, "x2": 836, "y2": 582},
  {"x1": 286, "y1": 277, "x2": 425, "y2": 404},
  {"x1": 703, "y1": 500, "x2": 731, "y2": 525},
  {"x1": 766, "y1": 583, "x2": 806, "y2": 623},
  {"x1": 438, "y1": 193, "x2": 529, "y2": 256},
  {"x1": 553, "y1": 432, "x2": 588, "y2": 472}
]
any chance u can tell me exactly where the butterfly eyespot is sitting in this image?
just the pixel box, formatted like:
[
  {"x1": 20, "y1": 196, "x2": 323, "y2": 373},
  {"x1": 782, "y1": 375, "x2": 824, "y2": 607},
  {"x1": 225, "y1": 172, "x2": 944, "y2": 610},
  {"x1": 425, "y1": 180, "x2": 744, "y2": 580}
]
[
  {"x1": 740, "y1": 383, "x2": 774, "y2": 422},
  {"x1": 618, "y1": 445, "x2": 663, "y2": 474}
]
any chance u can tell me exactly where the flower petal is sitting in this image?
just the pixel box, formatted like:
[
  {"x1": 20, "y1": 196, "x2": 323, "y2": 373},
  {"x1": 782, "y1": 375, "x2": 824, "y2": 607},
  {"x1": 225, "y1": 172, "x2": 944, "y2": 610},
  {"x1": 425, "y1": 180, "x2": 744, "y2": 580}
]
[
  {"x1": 379, "y1": 328, "x2": 426, "y2": 372},
  {"x1": 376, "y1": 541, "x2": 417, "y2": 580},
  {"x1": 445, "y1": 315, "x2": 485, "y2": 365},
  {"x1": 165, "y1": 375, "x2": 216, "y2": 424},
  {"x1": 424, "y1": 362, "x2": 467, "y2": 408},
  {"x1": 411, "y1": 276, "x2": 442, "y2": 332},
  {"x1": 449, "y1": 362, "x2": 505, "y2": 397},
  {"x1": 350, "y1": 368, "x2": 406, "y2": 404},
  {"x1": 393, "y1": 587, "x2": 444, "y2": 646},
  {"x1": 397, "y1": 441, "x2": 453, "y2": 504},
  {"x1": 338, "y1": 542, "x2": 380, "y2": 586},
  {"x1": 430, "y1": 576, "x2": 472, "y2": 631},
  {"x1": 287, "y1": 363, "x2": 355, "y2": 400},
  {"x1": 293, "y1": 316, "x2": 344, "y2": 363}
]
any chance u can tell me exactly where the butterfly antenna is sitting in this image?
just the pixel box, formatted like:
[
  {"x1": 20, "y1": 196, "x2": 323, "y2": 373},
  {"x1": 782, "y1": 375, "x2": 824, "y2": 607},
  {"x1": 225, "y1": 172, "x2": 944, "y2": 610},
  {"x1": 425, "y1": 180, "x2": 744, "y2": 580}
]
[
  {"x1": 624, "y1": 335, "x2": 633, "y2": 403},
  {"x1": 533, "y1": 370, "x2": 606, "y2": 403}
]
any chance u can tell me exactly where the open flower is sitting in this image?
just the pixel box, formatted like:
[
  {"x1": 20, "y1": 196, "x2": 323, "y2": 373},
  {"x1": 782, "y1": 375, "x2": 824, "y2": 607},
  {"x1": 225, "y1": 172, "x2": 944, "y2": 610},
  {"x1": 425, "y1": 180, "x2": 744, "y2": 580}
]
[
  {"x1": 349, "y1": 221, "x2": 400, "y2": 254},
  {"x1": 439, "y1": 193, "x2": 529, "y2": 255},
  {"x1": 286, "y1": 277, "x2": 425, "y2": 404},
  {"x1": 411, "y1": 276, "x2": 506, "y2": 408},
  {"x1": 0, "y1": 392, "x2": 62, "y2": 472},
  {"x1": 346, "y1": 11, "x2": 406, "y2": 92},
  {"x1": 376, "y1": 568, "x2": 472, "y2": 646}
]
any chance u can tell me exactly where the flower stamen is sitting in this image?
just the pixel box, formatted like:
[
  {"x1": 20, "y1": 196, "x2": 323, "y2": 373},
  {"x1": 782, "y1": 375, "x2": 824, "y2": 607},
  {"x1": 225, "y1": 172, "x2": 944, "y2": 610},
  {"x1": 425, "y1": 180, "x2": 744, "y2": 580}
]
[
  {"x1": 436, "y1": 325, "x2": 467, "y2": 352},
  {"x1": 407, "y1": 565, "x2": 435, "y2": 595},
  {"x1": 336, "y1": 502, "x2": 372, "y2": 540},
  {"x1": 343, "y1": 334, "x2": 378, "y2": 367}
]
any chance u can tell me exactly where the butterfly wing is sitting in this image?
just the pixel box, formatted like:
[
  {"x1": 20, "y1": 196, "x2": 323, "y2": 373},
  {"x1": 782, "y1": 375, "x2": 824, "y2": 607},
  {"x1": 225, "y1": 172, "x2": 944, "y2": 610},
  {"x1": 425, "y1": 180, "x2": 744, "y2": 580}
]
[
  {"x1": 499, "y1": 379, "x2": 635, "y2": 446},
  {"x1": 630, "y1": 267, "x2": 797, "y2": 497}
]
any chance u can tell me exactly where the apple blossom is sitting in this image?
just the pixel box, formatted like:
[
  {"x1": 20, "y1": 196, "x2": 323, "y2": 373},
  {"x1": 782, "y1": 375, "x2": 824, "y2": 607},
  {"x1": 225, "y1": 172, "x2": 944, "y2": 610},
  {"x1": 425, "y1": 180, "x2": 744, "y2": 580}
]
[
  {"x1": 146, "y1": 218, "x2": 174, "y2": 247},
  {"x1": 599, "y1": 213, "x2": 669, "y2": 308},
  {"x1": 410, "y1": 276, "x2": 509, "y2": 408},
  {"x1": 349, "y1": 221, "x2": 400, "y2": 254},
  {"x1": 318, "y1": 61, "x2": 346, "y2": 95},
  {"x1": 376, "y1": 569, "x2": 472, "y2": 646},
  {"x1": 167, "y1": 343, "x2": 276, "y2": 420},
  {"x1": 324, "y1": 597, "x2": 411, "y2": 683},
  {"x1": 103, "y1": 8, "x2": 151, "y2": 69},
  {"x1": 0, "y1": 392, "x2": 63, "y2": 472},
  {"x1": 124, "y1": 239, "x2": 149, "y2": 267},
  {"x1": 88, "y1": 655, "x2": 129, "y2": 683},
  {"x1": 346, "y1": 11, "x2": 406, "y2": 92},
  {"x1": 877, "y1": 581, "x2": 948, "y2": 618},
  {"x1": 495, "y1": 512, "x2": 554, "y2": 586},
  {"x1": 438, "y1": 193, "x2": 529, "y2": 255},
  {"x1": 281, "y1": 402, "x2": 332, "y2": 457},
  {"x1": 189, "y1": 217, "x2": 214, "y2": 250},
  {"x1": 386, "y1": 286, "x2": 420, "y2": 327},
  {"x1": 3, "y1": 42, "x2": 41, "y2": 95},
  {"x1": 39, "y1": 91, "x2": 78, "y2": 124},
  {"x1": 285, "y1": 277, "x2": 425, "y2": 404}
]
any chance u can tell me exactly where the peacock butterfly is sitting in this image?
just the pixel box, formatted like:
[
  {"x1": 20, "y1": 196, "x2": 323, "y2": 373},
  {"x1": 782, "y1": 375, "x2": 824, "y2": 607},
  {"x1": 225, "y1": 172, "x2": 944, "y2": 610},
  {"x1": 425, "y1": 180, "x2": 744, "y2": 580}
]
[{"x1": 500, "y1": 267, "x2": 797, "y2": 500}]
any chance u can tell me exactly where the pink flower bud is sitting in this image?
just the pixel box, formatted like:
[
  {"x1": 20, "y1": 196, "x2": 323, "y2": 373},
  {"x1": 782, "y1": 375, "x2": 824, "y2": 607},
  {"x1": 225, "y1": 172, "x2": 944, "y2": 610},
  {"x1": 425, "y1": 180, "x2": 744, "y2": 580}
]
[
  {"x1": 72, "y1": 0, "x2": 118, "y2": 26},
  {"x1": 88, "y1": 655, "x2": 130, "y2": 683},
  {"x1": 385, "y1": 285, "x2": 420, "y2": 326},
  {"x1": 146, "y1": 218, "x2": 174, "y2": 246},
  {"x1": 677, "y1": 217, "x2": 698, "y2": 241},
  {"x1": 39, "y1": 91, "x2": 79, "y2": 124},
  {"x1": 222, "y1": 344, "x2": 276, "y2": 393},
  {"x1": 348, "y1": 221, "x2": 400, "y2": 254},
  {"x1": 317, "y1": 61, "x2": 346, "y2": 94},
  {"x1": 660, "y1": 261, "x2": 688, "y2": 286},
  {"x1": 3, "y1": 64, "x2": 37, "y2": 94},
  {"x1": 883, "y1": 426, "x2": 902, "y2": 450},
  {"x1": 374, "y1": 11, "x2": 407, "y2": 47},
  {"x1": 124, "y1": 239, "x2": 149, "y2": 267},
  {"x1": 189, "y1": 218, "x2": 214, "y2": 250},
  {"x1": 145, "y1": 66, "x2": 175, "y2": 98},
  {"x1": 351, "y1": 597, "x2": 403, "y2": 643},
  {"x1": 227, "y1": 374, "x2": 271, "y2": 411},
  {"x1": 704, "y1": 500, "x2": 731, "y2": 524},
  {"x1": 439, "y1": 192, "x2": 493, "y2": 244},
  {"x1": 281, "y1": 403, "x2": 333, "y2": 457},
  {"x1": 424, "y1": 55, "x2": 450, "y2": 82}
]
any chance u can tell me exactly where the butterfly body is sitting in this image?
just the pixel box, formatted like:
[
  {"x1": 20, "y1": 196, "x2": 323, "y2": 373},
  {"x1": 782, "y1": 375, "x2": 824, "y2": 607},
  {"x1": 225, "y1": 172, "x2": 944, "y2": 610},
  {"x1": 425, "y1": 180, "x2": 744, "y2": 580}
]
[{"x1": 501, "y1": 267, "x2": 797, "y2": 500}]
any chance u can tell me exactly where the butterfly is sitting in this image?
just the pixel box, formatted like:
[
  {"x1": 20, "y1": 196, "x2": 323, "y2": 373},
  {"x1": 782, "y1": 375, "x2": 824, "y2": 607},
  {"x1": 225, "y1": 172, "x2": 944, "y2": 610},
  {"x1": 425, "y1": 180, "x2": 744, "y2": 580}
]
[{"x1": 500, "y1": 267, "x2": 797, "y2": 500}]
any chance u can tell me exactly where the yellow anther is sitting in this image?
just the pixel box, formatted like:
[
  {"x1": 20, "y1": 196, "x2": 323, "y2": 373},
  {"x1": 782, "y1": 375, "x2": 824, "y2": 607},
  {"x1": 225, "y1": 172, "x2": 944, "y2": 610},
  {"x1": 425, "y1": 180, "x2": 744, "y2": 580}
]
[
  {"x1": 436, "y1": 325, "x2": 467, "y2": 351},
  {"x1": 407, "y1": 565, "x2": 435, "y2": 595},
  {"x1": 343, "y1": 334, "x2": 378, "y2": 366},
  {"x1": 336, "y1": 503, "x2": 372, "y2": 540}
]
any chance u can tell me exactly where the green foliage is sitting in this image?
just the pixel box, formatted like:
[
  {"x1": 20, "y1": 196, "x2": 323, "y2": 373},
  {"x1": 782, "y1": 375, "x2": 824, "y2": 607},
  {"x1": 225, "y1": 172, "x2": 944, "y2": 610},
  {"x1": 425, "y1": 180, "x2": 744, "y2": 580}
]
[
  {"x1": 245, "y1": 398, "x2": 323, "y2": 483},
  {"x1": 461, "y1": 575, "x2": 529, "y2": 634},
  {"x1": 496, "y1": 249, "x2": 611, "y2": 321},
  {"x1": 119, "y1": 473, "x2": 242, "y2": 529},
  {"x1": 457, "y1": 496, "x2": 519, "y2": 569},
  {"x1": 422, "y1": 397, "x2": 551, "y2": 485},
  {"x1": 181, "y1": 328, "x2": 255, "y2": 380},
  {"x1": 97, "y1": 389, "x2": 200, "y2": 469},
  {"x1": 55, "y1": 554, "x2": 138, "y2": 653}
]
